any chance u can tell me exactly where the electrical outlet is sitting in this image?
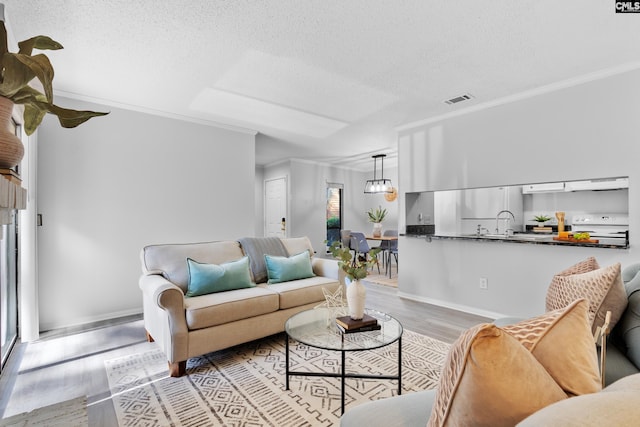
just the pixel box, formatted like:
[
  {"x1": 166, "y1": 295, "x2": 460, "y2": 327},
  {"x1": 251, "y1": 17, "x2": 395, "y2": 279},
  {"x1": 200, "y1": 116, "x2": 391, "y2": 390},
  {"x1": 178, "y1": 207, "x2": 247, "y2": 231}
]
[{"x1": 479, "y1": 277, "x2": 488, "y2": 290}]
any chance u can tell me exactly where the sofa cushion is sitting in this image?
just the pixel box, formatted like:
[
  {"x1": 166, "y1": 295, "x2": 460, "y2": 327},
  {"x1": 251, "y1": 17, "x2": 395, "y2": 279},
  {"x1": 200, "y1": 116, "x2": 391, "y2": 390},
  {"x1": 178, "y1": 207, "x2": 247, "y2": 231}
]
[
  {"x1": 267, "y1": 276, "x2": 340, "y2": 309},
  {"x1": 517, "y1": 373, "x2": 640, "y2": 426},
  {"x1": 238, "y1": 237, "x2": 288, "y2": 284},
  {"x1": 186, "y1": 256, "x2": 254, "y2": 297},
  {"x1": 547, "y1": 261, "x2": 627, "y2": 334},
  {"x1": 265, "y1": 251, "x2": 315, "y2": 284},
  {"x1": 501, "y1": 299, "x2": 601, "y2": 396},
  {"x1": 141, "y1": 241, "x2": 245, "y2": 293},
  {"x1": 341, "y1": 389, "x2": 436, "y2": 427},
  {"x1": 184, "y1": 286, "x2": 280, "y2": 330},
  {"x1": 613, "y1": 264, "x2": 640, "y2": 372},
  {"x1": 602, "y1": 341, "x2": 640, "y2": 386},
  {"x1": 281, "y1": 236, "x2": 315, "y2": 258},
  {"x1": 427, "y1": 323, "x2": 567, "y2": 427}
]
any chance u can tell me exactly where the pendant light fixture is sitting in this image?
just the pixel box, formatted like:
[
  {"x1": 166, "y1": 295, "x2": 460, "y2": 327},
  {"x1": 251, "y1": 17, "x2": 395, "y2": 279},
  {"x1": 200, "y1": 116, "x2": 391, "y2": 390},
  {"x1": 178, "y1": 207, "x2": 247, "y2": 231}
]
[{"x1": 364, "y1": 154, "x2": 393, "y2": 194}]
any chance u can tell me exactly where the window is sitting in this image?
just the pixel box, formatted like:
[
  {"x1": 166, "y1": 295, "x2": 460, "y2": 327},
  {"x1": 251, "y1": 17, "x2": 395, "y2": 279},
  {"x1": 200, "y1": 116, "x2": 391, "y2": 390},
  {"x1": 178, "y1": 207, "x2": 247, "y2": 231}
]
[{"x1": 326, "y1": 183, "x2": 343, "y2": 249}]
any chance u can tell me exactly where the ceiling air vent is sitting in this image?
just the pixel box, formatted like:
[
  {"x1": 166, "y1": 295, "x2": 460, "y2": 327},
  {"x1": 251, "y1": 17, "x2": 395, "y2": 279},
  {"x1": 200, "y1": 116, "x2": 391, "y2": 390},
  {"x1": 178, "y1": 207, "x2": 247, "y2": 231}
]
[{"x1": 444, "y1": 93, "x2": 474, "y2": 105}]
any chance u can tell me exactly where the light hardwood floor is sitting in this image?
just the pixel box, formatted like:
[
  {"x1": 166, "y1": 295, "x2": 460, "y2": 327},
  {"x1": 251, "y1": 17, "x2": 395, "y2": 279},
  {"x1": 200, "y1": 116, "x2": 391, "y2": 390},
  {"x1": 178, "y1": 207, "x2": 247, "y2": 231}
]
[{"x1": 0, "y1": 282, "x2": 490, "y2": 425}]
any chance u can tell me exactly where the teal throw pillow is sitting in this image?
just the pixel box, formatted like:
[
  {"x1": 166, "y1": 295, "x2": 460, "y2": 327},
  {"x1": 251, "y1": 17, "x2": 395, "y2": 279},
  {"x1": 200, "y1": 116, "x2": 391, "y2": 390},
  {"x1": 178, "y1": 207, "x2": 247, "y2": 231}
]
[
  {"x1": 265, "y1": 251, "x2": 315, "y2": 284},
  {"x1": 186, "y1": 256, "x2": 254, "y2": 297}
]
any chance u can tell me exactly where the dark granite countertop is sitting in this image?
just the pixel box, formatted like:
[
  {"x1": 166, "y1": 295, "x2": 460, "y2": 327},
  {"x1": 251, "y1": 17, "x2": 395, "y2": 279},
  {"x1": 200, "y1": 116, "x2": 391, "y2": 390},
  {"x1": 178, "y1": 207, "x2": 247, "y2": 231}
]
[{"x1": 401, "y1": 232, "x2": 629, "y2": 249}]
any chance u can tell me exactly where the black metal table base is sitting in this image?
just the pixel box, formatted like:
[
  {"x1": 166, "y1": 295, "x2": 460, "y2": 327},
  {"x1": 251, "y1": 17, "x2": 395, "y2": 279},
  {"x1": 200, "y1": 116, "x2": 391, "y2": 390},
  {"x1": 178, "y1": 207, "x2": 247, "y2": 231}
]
[{"x1": 285, "y1": 334, "x2": 402, "y2": 415}]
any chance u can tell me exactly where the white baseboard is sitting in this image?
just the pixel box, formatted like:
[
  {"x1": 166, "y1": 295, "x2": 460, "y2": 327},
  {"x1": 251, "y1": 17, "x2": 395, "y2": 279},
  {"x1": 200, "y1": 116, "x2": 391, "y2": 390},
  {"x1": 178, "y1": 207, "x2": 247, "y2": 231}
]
[
  {"x1": 397, "y1": 291, "x2": 507, "y2": 320},
  {"x1": 39, "y1": 308, "x2": 143, "y2": 333}
]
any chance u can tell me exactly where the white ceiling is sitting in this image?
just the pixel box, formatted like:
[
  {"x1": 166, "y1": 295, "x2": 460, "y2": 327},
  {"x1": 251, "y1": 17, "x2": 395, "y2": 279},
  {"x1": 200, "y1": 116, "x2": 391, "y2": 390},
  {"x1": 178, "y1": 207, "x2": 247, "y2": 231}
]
[{"x1": 3, "y1": 1, "x2": 640, "y2": 170}]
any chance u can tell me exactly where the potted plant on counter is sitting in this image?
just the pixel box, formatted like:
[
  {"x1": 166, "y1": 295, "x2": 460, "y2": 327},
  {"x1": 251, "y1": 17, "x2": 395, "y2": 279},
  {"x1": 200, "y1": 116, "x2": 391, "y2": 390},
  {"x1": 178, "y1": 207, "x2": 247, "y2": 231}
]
[
  {"x1": 367, "y1": 205, "x2": 387, "y2": 237},
  {"x1": 533, "y1": 214, "x2": 552, "y2": 231},
  {"x1": 0, "y1": 21, "x2": 108, "y2": 168}
]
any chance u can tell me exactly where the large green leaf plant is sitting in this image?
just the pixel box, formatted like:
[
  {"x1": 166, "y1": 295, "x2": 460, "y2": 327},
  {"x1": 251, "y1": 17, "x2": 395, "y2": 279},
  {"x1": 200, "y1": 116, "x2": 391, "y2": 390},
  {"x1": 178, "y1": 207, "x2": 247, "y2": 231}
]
[{"x1": 0, "y1": 21, "x2": 107, "y2": 135}]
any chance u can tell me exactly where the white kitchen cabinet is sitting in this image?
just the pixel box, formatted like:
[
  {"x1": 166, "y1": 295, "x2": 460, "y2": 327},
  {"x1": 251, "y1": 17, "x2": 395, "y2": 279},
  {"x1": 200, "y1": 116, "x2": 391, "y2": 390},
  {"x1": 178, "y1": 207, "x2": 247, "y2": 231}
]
[
  {"x1": 398, "y1": 132, "x2": 429, "y2": 193},
  {"x1": 461, "y1": 186, "x2": 523, "y2": 220}
]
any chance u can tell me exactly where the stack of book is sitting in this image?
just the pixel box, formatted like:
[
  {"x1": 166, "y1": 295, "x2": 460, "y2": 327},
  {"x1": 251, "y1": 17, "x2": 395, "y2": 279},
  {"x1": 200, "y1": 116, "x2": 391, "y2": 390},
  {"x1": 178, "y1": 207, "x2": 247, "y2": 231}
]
[{"x1": 335, "y1": 314, "x2": 380, "y2": 334}]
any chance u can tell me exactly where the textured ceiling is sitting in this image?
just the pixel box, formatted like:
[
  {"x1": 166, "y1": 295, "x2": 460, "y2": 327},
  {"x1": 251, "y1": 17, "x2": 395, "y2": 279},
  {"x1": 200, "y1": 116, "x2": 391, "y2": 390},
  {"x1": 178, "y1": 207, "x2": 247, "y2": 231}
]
[{"x1": 3, "y1": 1, "x2": 640, "y2": 170}]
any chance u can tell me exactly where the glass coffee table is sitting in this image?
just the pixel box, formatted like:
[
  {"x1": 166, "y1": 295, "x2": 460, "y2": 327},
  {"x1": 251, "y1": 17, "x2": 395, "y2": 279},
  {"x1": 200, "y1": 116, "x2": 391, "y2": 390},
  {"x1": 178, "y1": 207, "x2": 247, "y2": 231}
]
[{"x1": 284, "y1": 307, "x2": 403, "y2": 414}]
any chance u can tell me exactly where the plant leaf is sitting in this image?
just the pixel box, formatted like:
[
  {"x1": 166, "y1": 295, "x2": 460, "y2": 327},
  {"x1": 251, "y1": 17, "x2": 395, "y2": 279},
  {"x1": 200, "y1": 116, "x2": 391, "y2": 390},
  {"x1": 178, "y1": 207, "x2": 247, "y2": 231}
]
[
  {"x1": 0, "y1": 54, "x2": 36, "y2": 98},
  {"x1": 47, "y1": 103, "x2": 109, "y2": 129},
  {"x1": 23, "y1": 102, "x2": 48, "y2": 135},
  {"x1": 13, "y1": 53, "x2": 54, "y2": 102},
  {"x1": 18, "y1": 35, "x2": 63, "y2": 56},
  {"x1": 9, "y1": 85, "x2": 47, "y2": 105},
  {"x1": 0, "y1": 22, "x2": 8, "y2": 65}
]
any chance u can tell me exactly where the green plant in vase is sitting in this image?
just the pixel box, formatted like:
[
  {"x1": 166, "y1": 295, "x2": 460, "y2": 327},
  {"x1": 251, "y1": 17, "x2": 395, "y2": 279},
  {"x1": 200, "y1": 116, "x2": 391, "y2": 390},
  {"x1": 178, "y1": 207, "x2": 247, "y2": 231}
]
[
  {"x1": 367, "y1": 205, "x2": 387, "y2": 237},
  {"x1": 533, "y1": 215, "x2": 552, "y2": 229},
  {"x1": 328, "y1": 240, "x2": 380, "y2": 281},
  {"x1": 328, "y1": 240, "x2": 381, "y2": 320}
]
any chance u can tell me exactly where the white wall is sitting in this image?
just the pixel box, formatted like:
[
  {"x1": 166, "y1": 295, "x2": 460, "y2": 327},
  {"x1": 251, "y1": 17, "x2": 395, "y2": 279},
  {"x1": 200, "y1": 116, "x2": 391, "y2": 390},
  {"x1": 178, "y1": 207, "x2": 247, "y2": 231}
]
[
  {"x1": 37, "y1": 98, "x2": 256, "y2": 330},
  {"x1": 397, "y1": 68, "x2": 640, "y2": 319},
  {"x1": 254, "y1": 166, "x2": 265, "y2": 236}
]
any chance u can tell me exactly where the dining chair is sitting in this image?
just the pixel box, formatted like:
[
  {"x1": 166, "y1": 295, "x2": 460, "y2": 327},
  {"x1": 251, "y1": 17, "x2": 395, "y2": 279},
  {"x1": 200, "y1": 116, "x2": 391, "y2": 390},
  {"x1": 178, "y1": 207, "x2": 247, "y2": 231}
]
[
  {"x1": 377, "y1": 229, "x2": 397, "y2": 269},
  {"x1": 340, "y1": 229, "x2": 351, "y2": 248},
  {"x1": 380, "y1": 230, "x2": 398, "y2": 278},
  {"x1": 350, "y1": 232, "x2": 380, "y2": 274},
  {"x1": 386, "y1": 241, "x2": 398, "y2": 278}
]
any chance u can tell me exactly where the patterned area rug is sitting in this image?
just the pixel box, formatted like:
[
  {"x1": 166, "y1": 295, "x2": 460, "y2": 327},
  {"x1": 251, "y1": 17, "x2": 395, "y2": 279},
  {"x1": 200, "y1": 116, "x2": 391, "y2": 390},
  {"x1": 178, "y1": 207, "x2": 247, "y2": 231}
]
[
  {"x1": 0, "y1": 396, "x2": 87, "y2": 426},
  {"x1": 105, "y1": 330, "x2": 448, "y2": 426}
]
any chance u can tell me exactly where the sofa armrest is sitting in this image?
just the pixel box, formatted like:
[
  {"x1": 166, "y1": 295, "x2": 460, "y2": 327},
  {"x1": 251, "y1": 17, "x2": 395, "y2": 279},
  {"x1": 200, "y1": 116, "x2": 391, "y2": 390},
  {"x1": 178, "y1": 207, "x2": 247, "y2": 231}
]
[
  {"x1": 139, "y1": 274, "x2": 188, "y2": 363},
  {"x1": 312, "y1": 257, "x2": 340, "y2": 281}
]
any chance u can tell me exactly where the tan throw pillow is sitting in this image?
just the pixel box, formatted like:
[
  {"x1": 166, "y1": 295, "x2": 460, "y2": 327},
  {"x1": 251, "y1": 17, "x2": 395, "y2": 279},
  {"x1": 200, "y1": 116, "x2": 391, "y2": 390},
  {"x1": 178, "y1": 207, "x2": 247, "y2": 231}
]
[
  {"x1": 546, "y1": 261, "x2": 627, "y2": 334},
  {"x1": 555, "y1": 256, "x2": 600, "y2": 276},
  {"x1": 427, "y1": 323, "x2": 567, "y2": 427},
  {"x1": 502, "y1": 299, "x2": 601, "y2": 396}
]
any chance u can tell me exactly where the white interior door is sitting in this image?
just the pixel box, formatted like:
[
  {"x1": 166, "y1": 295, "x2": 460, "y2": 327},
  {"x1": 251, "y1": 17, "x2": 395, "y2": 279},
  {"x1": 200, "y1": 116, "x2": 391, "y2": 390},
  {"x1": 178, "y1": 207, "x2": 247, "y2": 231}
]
[{"x1": 265, "y1": 177, "x2": 287, "y2": 237}]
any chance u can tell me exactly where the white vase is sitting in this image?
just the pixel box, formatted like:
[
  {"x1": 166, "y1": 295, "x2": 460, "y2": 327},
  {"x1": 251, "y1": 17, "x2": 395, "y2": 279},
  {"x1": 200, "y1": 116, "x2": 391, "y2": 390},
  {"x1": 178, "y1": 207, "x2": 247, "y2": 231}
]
[
  {"x1": 372, "y1": 223, "x2": 382, "y2": 238},
  {"x1": 346, "y1": 279, "x2": 366, "y2": 320}
]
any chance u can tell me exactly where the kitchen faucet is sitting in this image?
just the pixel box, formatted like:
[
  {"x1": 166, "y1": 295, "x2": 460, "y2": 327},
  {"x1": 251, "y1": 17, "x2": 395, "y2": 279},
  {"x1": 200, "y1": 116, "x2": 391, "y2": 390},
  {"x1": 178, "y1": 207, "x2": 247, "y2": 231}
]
[
  {"x1": 495, "y1": 210, "x2": 516, "y2": 236},
  {"x1": 476, "y1": 224, "x2": 490, "y2": 236}
]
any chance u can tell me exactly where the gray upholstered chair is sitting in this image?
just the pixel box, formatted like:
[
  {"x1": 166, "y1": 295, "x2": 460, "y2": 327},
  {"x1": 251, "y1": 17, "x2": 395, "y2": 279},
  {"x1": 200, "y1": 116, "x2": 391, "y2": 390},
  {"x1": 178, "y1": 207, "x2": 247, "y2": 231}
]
[
  {"x1": 350, "y1": 231, "x2": 380, "y2": 274},
  {"x1": 377, "y1": 229, "x2": 398, "y2": 277}
]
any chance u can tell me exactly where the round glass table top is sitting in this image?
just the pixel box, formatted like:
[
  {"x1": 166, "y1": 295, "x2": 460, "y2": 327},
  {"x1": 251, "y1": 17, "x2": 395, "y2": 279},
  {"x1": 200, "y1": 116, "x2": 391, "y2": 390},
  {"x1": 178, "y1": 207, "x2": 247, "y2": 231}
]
[{"x1": 285, "y1": 307, "x2": 403, "y2": 351}]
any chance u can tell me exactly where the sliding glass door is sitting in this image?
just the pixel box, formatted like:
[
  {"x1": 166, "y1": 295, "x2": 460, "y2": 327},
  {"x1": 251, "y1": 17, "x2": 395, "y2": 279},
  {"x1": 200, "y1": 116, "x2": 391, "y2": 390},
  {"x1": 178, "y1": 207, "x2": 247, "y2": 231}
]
[
  {"x1": 0, "y1": 117, "x2": 19, "y2": 372},
  {"x1": 0, "y1": 208, "x2": 17, "y2": 370}
]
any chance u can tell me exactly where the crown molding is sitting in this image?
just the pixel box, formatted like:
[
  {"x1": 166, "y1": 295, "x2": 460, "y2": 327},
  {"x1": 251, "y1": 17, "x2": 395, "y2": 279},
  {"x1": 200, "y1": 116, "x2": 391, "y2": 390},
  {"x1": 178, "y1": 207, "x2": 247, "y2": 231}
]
[{"x1": 53, "y1": 90, "x2": 258, "y2": 136}]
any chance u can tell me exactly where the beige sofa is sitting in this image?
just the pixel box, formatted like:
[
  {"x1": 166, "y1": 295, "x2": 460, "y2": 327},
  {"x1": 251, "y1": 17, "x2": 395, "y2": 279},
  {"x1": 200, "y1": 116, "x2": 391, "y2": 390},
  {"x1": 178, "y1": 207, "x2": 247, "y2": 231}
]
[{"x1": 139, "y1": 236, "x2": 341, "y2": 376}]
